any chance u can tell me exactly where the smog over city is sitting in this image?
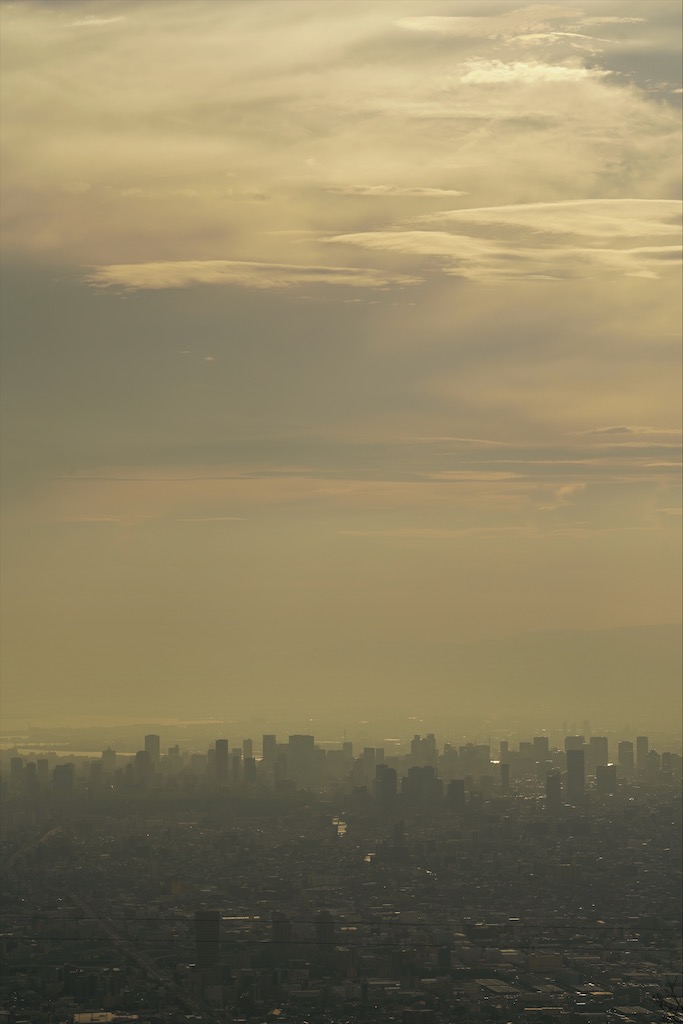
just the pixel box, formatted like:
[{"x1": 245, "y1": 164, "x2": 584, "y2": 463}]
[{"x1": 0, "y1": 1, "x2": 681, "y2": 1022}]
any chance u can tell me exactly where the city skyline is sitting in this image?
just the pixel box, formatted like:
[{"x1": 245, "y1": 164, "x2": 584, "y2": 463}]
[{"x1": 1, "y1": 0, "x2": 681, "y2": 728}]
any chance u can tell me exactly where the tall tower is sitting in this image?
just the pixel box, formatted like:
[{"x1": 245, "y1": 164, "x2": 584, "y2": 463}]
[
  {"x1": 636, "y1": 736, "x2": 649, "y2": 773},
  {"x1": 215, "y1": 739, "x2": 229, "y2": 785},
  {"x1": 262, "y1": 734, "x2": 277, "y2": 766},
  {"x1": 144, "y1": 734, "x2": 160, "y2": 767},
  {"x1": 565, "y1": 749, "x2": 585, "y2": 804},
  {"x1": 589, "y1": 736, "x2": 609, "y2": 771},
  {"x1": 618, "y1": 741, "x2": 634, "y2": 774}
]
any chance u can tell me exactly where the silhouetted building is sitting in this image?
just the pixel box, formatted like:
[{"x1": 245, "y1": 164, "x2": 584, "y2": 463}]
[
  {"x1": 565, "y1": 748, "x2": 585, "y2": 804},
  {"x1": 134, "y1": 749, "x2": 153, "y2": 786},
  {"x1": 36, "y1": 759, "x2": 49, "y2": 786},
  {"x1": 144, "y1": 733, "x2": 160, "y2": 767},
  {"x1": 101, "y1": 747, "x2": 116, "y2": 773},
  {"x1": 589, "y1": 736, "x2": 609, "y2": 770},
  {"x1": 242, "y1": 738, "x2": 253, "y2": 760},
  {"x1": 402, "y1": 765, "x2": 441, "y2": 803},
  {"x1": 618, "y1": 740, "x2": 634, "y2": 774},
  {"x1": 10, "y1": 757, "x2": 23, "y2": 787},
  {"x1": 288, "y1": 734, "x2": 316, "y2": 789},
  {"x1": 215, "y1": 739, "x2": 229, "y2": 784},
  {"x1": 636, "y1": 735, "x2": 649, "y2": 772},
  {"x1": 565, "y1": 735, "x2": 585, "y2": 752},
  {"x1": 533, "y1": 736, "x2": 549, "y2": 760},
  {"x1": 375, "y1": 763, "x2": 397, "y2": 807},
  {"x1": 262, "y1": 734, "x2": 277, "y2": 766}
]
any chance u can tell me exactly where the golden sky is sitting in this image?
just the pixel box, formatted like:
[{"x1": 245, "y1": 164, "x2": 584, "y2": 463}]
[{"x1": 1, "y1": 1, "x2": 681, "y2": 729}]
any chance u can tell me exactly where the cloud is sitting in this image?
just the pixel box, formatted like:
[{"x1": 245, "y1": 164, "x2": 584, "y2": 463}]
[
  {"x1": 86, "y1": 259, "x2": 419, "y2": 292},
  {"x1": 575, "y1": 425, "x2": 683, "y2": 437},
  {"x1": 459, "y1": 60, "x2": 610, "y2": 85},
  {"x1": 396, "y1": 6, "x2": 585, "y2": 39},
  {"x1": 418, "y1": 199, "x2": 682, "y2": 240},
  {"x1": 330, "y1": 199, "x2": 682, "y2": 282},
  {"x1": 326, "y1": 185, "x2": 468, "y2": 197},
  {"x1": 177, "y1": 516, "x2": 245, "y2": 522},
  {"x1": 69, "y1": 16, "x2": 127, "y2": 28}
]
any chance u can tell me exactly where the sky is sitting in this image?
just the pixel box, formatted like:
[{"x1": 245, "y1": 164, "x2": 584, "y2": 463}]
[{"x1": 1, "y1": 0, "x2": 681, "y2": 731}]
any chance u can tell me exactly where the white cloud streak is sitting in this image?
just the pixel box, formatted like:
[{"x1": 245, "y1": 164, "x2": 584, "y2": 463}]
[{"x1": 87, "y1": 259, "x2": 419, "y2": 292}]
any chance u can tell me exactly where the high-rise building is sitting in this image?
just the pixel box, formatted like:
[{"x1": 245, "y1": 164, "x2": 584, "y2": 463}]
[
  {"x1": 565, "y1": 749, "x2": 585, "y2": 804},
  {"x1": 242, "y1": 738, "x2": 253, "y2": 760},
  {"x1": 375, "y1": 763, "x2": 397, "y2": 806},
  {"x1": 194, "y1": 910, "x2": 220, "y2": 968},
  {"x1": 244, "y1": 757, "x2": 257, "y2": 784},
  {"x1": 262, "y1": 734, "x2": 277, "y2": 766},
  {"x1": 533, "y1": 736, "x2": 549, "y2": 760},
  {"x1": 101, "y1": 748, "x2": 116, "y2": 774},
  {"x1": 10, "y1": 757, "x2": 23, "y2": 786},
  {"x1": 564, "y1": 735, "x2": 585, "y2": 752},
  {"x1": 288, "y1": 735, "x2": 316, "y2": 789},
  {"x1": 134, "y1": 750, "x2": 153, "y2": 786},
  {"x1": 215, "y1": 739, "x2": 229, "y2": 785},
  {"x1": 589, "y1": 736, "x2": 609, "y2": 769},
  {"x1": 618, "y1": 741, "x2": 634, "y2": 774},
  {"x1": 636, "y1": 736, "x2": 649, "y2": 773},
  {"x1": 144, "y1": 734, "x2": 160, "y2": 766},
  {"x1": 36, "y1": 759, "x2": 49, "y2": 786}
]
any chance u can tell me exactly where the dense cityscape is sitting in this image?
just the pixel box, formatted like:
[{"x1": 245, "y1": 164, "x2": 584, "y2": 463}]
[{"x1": 1, "y1": 725, "x2": 681, "y2": 1024}]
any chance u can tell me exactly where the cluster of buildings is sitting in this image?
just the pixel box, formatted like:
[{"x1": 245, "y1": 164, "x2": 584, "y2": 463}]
[
  {"x1": 1, "y1": 727, "x2": 681, "y2": 1022},
  {"x1": 2, "y1": 729, "x2": 681, "y2": 806}
]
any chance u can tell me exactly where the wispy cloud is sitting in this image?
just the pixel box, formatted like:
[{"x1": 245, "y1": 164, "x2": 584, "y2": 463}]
[
  {"x1": 331, "y1": 199, "x2": 682, "y2": 282},
  {"x1": 326, "y1": 185, "x2": 468, "y2": 197},
  {"x1": 87, "y1": 259, "x2": 418, "y2": 292},
  {"x1": 459, "y1": 60, "x2": 610, "y2": 84}
]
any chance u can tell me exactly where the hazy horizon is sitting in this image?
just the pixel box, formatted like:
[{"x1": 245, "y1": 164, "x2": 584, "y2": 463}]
[{"x1": 1, "y1": 1, "x2": 681, "y2": 730}]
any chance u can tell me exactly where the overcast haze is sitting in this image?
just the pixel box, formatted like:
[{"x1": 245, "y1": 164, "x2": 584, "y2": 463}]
[{"x1": 1, "y1": 0, "x2": 681, "y2": 730}]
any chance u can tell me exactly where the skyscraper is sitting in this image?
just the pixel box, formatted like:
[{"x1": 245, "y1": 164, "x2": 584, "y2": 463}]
[
  {"x1": 262, "y1": 734, "x2": 277, "y2": 766},
  {"x1": 533, "y1": 736, "x2": 549, "y2": 760},
  {"x1": 144, "y1": 734, "x2": 160, "y2": 766},
  {"x1": 215, "y1": 739, "x2": 229, "y2": 785},
  {"x1": 375, "y1": 763, "x2": 397, "y2": 807},
  {"x1": 636, "y1": 736, "x2": 649, "y2": 773},
  {"x1": 618, "y1": 741, "x2": 634, "y2": 774},
  {"x1": 565, "y1": 748, "x2": 585, "y2": 804},
  {"x1": 589, "y1": 736, "x2": 609, "y2": 770}
]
